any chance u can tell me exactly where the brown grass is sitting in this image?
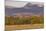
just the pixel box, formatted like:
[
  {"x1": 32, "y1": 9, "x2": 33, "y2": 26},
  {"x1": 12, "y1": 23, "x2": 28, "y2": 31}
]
[{"x1": 5, "y1": 24, "x2": 44, "y2": 30}]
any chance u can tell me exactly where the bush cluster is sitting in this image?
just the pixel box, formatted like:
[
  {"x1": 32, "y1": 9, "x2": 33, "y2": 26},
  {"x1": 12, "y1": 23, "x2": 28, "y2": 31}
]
[{"x1": 5, "y1": 16, "x2": 44, "y2": 25}]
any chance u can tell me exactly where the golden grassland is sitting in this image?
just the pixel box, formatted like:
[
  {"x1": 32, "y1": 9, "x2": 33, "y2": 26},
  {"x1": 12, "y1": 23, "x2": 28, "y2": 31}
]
[
  {"x1": 5, "y1": 24, "x2": 44, "y2": 30},
  {"x1": 5, "y1": 16, "x2": 44, "y2": 31}
]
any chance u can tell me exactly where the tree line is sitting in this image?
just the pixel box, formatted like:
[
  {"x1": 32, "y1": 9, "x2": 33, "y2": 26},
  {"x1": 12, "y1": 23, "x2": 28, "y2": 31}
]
[{"x1": 5, "y1": 16, "x2": 44, "y2": 25}]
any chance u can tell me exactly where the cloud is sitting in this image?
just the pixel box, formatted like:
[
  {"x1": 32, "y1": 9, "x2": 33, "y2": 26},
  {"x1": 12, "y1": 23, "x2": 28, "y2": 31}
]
[
  {"x1": 5, "y1": 0, "x2": 44, "y2": 8},
  {"x1": 5, "y1": 1, "x2": 28, "y2": 8}
]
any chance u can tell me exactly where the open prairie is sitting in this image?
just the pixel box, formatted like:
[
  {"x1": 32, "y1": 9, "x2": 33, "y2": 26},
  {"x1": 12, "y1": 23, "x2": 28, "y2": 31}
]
[{"x1": 5, "y1": 24, "x2": 44, "y2": 30}]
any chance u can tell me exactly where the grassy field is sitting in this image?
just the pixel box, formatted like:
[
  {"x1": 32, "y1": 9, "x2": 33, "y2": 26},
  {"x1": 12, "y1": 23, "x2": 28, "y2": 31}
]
[
  {"x1": 5, "y1": 24, "x2": 44, "y2": 31},
  {"x1": 5, "y1": 16, "x2": 44, "y2": 31}
]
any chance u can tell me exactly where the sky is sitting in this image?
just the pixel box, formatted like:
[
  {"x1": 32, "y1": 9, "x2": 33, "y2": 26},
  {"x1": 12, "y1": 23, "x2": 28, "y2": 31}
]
[{"x1": 5, "y1": 0, "x2": 44, "y2": 8}]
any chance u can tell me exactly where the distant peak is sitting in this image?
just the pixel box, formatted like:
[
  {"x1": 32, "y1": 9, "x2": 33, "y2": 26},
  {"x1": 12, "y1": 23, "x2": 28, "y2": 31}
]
[{"x1": 24, "y1": 2, "x2": 43, "y2": 8}]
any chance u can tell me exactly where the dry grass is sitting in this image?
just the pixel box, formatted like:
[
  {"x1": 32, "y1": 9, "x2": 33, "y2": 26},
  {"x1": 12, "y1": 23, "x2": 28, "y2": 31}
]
[
  {"x1": 5, "y1": 24, "x2": 44, "y2": 30},
  {"x1": 15, "y1": 24, "x2": 44, "y2": 29}
]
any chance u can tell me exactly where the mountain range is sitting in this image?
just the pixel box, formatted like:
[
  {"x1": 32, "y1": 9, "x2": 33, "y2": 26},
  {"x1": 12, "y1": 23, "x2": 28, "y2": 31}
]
[{"x1": 5, "y1": 2, "x2": 44, "y2": 16}]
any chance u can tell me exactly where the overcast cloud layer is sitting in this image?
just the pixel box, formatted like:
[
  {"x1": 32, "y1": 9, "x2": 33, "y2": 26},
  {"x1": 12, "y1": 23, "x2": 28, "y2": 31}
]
[{"x1": 5, "y1": 0, "x2": 44, "y2": 8}]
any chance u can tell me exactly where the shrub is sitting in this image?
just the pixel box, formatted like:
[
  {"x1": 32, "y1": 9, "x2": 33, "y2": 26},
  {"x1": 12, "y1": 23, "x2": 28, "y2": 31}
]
[{"x1": 5, "y1": 16, "x2": 44, "y2": 25}]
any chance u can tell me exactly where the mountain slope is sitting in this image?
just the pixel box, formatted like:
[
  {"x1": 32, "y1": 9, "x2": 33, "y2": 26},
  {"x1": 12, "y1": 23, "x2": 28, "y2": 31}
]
[{"x1": 5, "y1": 2, "x2": 44, "y2": 16}]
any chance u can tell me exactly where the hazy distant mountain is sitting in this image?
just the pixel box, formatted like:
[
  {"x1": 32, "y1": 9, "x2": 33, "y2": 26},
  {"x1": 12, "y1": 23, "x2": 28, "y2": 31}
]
[{"x1": 5, "y1": 2, "x2": 44, "y2": 16}]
